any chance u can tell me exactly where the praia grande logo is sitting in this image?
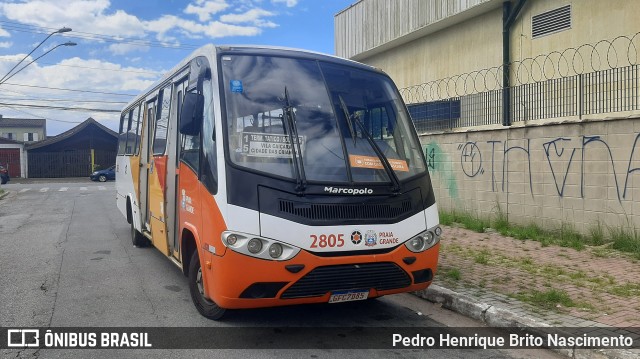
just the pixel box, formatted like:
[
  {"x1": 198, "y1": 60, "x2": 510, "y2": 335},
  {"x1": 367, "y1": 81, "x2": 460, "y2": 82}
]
[
  {"x1": 364, "y1": 230, "x2": 377, "y2": 247},
  {"x1": 351, "y1": 230, "x2": 362, "y2": 245},
  {"x1": 181, "y1": 190, "x2": 194, "y2": 214},
  {"x1": 324, "y1": 186, "x2": 373, "y2": 195}
]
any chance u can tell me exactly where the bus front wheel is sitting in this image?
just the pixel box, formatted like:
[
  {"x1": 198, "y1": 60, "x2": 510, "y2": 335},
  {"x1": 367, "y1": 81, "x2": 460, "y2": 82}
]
[{"x1": 188, "y1": 250, "x2": 226, "y2": 320}]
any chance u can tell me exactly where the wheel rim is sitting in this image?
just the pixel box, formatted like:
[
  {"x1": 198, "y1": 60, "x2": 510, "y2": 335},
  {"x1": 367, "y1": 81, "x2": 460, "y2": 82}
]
[
  {"x1": 196, "y1": 267, "x2": 214, "y2": 304},
  {"x1": 196, "y1": 267, "x2": 205, "y2": 295}
]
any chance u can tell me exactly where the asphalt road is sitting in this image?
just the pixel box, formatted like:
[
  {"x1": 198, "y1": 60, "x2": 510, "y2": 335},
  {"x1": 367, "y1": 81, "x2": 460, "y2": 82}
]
[{"x1": 0, "y1": 180, "x2": 563, "y2": 359}]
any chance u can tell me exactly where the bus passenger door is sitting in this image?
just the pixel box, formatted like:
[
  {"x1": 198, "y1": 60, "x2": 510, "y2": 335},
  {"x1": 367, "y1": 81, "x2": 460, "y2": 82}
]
[
  {"x1": 140, "y1": 98, "x2": 156, "y2": 231},
  {"x1": 166, "y1": 78, "x2": 188, "y2": 258},
  {"x1": 147, "y1": 84, "x2": 173, "y2": 255}
]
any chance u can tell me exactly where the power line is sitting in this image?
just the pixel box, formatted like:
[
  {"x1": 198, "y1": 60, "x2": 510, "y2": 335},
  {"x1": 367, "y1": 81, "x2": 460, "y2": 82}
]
[
  {"x1": 0, "y1": 87, "x2": 124, "y2": 105},
  {"x1": 0, "y1": 56, "x2": 163, "y2": 75},
  {"x1": 0, "y1": 21, "x2": 201, "y2": 50},
  {"x1": 0, "y1": 104, "x2": 86, "y2": 124},
  {"x1": 0, "y1": 102, "x2": 121, "y2": 113},
  {"x1": 0, "y1": 96, "x2": 128, "y2": 104},
  {"x1": 1, "y1": 82, "x2": 137, "y2": 97}
]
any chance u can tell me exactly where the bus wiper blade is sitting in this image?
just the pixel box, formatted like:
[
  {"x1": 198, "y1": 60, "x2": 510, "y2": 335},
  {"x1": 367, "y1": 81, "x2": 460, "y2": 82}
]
[
  {"x1": 338, "y1": 95, "x2": 357, "y2": 146},
  {"x1": 351, "y1": 112, "x2": 402, "y2": 194},
  {"x1": 282, "y1": 87, "x2": 307, "y2": 194}
]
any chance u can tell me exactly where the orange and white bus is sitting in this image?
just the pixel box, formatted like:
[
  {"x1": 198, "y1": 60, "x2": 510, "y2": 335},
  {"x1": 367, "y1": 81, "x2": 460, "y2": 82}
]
[{"x1": 116, "y1": 45, "x2": 441, "y2": 320}]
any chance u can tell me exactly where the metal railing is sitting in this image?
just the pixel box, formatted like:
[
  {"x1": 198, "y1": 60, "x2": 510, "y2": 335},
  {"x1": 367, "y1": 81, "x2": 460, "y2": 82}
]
[{"x1": 402, "y1": 33, "x2": 640, "y2": 132}]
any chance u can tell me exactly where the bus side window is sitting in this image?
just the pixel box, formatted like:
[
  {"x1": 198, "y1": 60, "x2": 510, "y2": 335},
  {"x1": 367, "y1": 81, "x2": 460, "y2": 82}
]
[
  {"x1": 117, "y1": 114, "x2": 127, "y2": 155},
  {"x1": 153, "y1": 84, "x2": 172, "y2": 155},
  {"x1": 201, "y1": 77, "x2": 217, "y2": 194},
  {"x1": 124, "y1": 108, "x2": 136, "y2": 155},
  {"x1": 132, "y1": 104, "x2": 142, "y2": 156},
  {"x1": 180, "y1": 88, "x2": 200, "y2": 173}
]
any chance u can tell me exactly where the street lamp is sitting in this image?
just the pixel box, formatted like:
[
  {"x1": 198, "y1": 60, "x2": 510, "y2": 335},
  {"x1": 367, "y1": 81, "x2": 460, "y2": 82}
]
[
  {"x1": 0, "y1": 27, "x2": 72, "y2": 84},
  {"x1": 0, "y1": 41, "x2": 77, "y2": 85}
]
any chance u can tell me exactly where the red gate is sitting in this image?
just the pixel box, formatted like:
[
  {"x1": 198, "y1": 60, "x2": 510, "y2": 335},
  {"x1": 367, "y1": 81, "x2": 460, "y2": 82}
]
[{"x1": 0, "y1": 148, "x2": 21, "y2": 177}]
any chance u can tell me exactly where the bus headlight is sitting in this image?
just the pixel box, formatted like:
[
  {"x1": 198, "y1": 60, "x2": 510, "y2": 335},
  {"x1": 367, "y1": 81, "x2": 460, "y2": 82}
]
[
  {"x1": 269, "y1": 243, "x2": 283, "y2": 258},
  {"x1": 405, "y1": 226, "x2": 441, "y2": 253},
  {"x1": 226, "y1": 234, "x2": 238, "y2": 246},
  {"x1": 424, "y1": 231, "x2": 435, "y2": 246},
  {"x1": 247, "y1": 238, "x2": 263, "y2": 254},
  {"x1": 221, "y1": 231, "x2": 300, "y2": 261},
  {"x1": 434, "y1": 226, "x2": 442, "y2": 236},
  {"x1": 408, "y1": 236, "x2": 425, "y2": 252}
]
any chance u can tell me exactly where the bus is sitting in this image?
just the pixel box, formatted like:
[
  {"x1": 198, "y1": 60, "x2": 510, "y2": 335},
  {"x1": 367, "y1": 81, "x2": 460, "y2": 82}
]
[{"x1": 116, "y1": 44, "x2": 441, "y2": 320}]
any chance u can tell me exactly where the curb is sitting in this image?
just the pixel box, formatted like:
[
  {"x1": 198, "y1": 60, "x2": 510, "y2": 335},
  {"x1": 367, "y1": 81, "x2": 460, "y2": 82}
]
[{"x1": 414, "y1": 285, "x2": 638, "y2": 359}]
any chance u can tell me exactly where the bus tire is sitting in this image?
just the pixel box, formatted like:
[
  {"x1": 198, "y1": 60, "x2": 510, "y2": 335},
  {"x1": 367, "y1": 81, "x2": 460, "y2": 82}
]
[
  {"x1": 131, "y1": 220, "x2": 148, "y2": 247},
  {"x1": 189, "y1": 250, "x2": 226, "y2": 320}
]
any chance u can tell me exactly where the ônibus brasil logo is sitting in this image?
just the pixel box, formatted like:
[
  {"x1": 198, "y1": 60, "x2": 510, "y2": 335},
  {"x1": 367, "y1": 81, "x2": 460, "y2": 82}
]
[{"x1": 324, "y1": 186, "x2": 373, "y2": 195}]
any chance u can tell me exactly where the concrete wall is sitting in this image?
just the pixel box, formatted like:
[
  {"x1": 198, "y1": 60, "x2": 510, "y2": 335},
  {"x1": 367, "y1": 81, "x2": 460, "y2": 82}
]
[
  {"x1": 0, "y1": 127, "x2": 45, "y2": 143},
  {"x1": 421, "y1": 117, "x2": 640, "y2": 233},
  {"x1": 335, "y1": 0, "x2": 498, "y2": 60},
  {"x1": 513, "y1": 0, "x2": 640, "y2": 64},
  {"x1": 337, "y1": 0, "x2": 640, "y2": 91},
  {"x1": 361, "y1": 8, "x2": 502, "y2": 90}
]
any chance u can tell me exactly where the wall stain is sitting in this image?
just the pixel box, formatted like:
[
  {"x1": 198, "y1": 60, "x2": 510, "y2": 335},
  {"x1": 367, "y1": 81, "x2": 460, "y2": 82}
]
[{"x1": 424, "y1": 142, "x2": 458, "y2": 199}]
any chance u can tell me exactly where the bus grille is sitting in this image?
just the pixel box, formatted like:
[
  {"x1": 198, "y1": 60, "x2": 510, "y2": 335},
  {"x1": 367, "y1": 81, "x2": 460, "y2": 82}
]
[
  {"x1": 280, "y1": 262, "x2": 411, "y2": 299},
  {"x1": 278, "y1": 199, "x2": 412, "y2": 221}
]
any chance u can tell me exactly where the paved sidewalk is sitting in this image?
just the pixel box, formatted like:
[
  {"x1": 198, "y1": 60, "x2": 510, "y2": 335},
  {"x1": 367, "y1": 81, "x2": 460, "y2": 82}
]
[
  {"x1": 4, "y1": 177, "x2": 91, "y2": 184},
  {"x1": 415, "y1": 224, "x2": 640, "y2": 358}
]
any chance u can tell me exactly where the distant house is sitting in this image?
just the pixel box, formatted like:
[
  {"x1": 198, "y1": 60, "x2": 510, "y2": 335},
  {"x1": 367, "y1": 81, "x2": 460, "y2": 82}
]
[
  {"x1": 0, "y1": 115, "x2": 46, "y2": 143},
  {"x1": 26, "y1": 118, "x2": 117, "y2": 178},
  {"x1": 0, "y1": 136, "x2": 26, "y2": 178}
]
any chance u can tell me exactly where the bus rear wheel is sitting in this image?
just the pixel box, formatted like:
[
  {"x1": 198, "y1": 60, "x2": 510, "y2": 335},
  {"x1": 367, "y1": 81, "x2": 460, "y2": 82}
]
[{"x1": 188, "y1": 250, "x2": 226, "y2": 320}]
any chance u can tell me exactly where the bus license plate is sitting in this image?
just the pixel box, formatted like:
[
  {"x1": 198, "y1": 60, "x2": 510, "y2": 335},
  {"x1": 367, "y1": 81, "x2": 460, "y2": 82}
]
[{"x1": 328, "y1": 290, "x2": 369, "y2": 303}]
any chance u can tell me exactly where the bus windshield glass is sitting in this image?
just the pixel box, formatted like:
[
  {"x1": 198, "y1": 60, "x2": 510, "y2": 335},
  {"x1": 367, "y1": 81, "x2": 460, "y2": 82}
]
[{"x1": 221, "y1": 54, "x2": 426, "y2": 184}]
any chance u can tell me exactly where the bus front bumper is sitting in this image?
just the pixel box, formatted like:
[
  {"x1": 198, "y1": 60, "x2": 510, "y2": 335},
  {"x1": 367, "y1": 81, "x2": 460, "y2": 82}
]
[{"x1": 203, "y1": 242, "x2": 440, "y2": 309}]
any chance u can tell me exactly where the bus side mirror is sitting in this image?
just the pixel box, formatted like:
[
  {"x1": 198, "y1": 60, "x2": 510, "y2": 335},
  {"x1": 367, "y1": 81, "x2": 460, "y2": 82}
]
[{"x1": 180, "y1": 92, "x2": 204, "y2": 136}]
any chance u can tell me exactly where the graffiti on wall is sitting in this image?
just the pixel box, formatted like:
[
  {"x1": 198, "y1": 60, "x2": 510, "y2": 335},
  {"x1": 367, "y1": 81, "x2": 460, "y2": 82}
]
[{"x1": 426, "y1": 133, "x2": 640, "y2": 202}]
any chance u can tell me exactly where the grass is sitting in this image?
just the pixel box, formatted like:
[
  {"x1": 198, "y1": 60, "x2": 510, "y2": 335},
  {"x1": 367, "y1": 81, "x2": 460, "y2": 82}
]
[
  {"x1": 442, "y1": 267, "x2": 462, "y2": 281},
  {"x1": 608, "y1": 282, "x2": 640, "y2": 297},
  {"x1": 588, "y1": 220, "x2": 607, "y2": 246},
  {"x1": 514, "y1": 289, "x2": 575, "y2": 310},
  {"x1": 608, "y1": 225, "x2": 640, "y2": 258},
  {"x1": 439, "y1": 208, "x2": 640, "y2": 257},
  {"x1": 474, "y1": 249, "x2": 491, "y2": 264},
  {"x1": 440, "y1": 210, "x2": 490, "y2": 233}
]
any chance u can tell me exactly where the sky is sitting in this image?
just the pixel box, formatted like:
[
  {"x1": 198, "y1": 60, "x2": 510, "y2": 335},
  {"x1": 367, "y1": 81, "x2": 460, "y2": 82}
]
[{"x1": 0, "y1": 0, "x2": 356, "y2": 135}]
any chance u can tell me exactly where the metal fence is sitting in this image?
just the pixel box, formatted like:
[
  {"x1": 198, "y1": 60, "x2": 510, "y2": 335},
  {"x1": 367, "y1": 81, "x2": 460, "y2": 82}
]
[
  {"x1": 28, "y1": 149, "x2": 116, "y2": 178},
  {"x1": 402, "y1": 33, "x2": 640, "y2": 132}
]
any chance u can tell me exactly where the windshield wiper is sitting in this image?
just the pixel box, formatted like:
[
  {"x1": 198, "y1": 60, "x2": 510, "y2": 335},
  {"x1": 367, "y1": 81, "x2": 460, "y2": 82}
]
[
  {"x1": 339, "y1": 101, "x2": 401, "y2": 194},
  {"x1": 338, "y1": 95, "x2": 357, "y2": 146},
  {"x1": 282, "y1": 87, "x2": 307, "y2": 194}
]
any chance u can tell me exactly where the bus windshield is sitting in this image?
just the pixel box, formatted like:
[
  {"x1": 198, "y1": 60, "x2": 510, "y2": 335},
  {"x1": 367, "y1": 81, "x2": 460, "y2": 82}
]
[{"x1": 221, "y1": 54, "x2": 426, "y2": 184}]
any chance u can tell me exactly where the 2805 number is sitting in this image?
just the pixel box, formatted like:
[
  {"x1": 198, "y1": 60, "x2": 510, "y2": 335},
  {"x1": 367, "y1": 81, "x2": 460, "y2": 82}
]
[{"x1": 310, "y1": 234, "x2": 345, "y2": 248}]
